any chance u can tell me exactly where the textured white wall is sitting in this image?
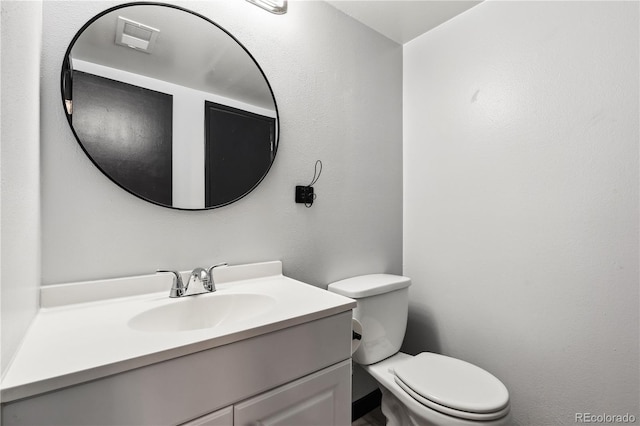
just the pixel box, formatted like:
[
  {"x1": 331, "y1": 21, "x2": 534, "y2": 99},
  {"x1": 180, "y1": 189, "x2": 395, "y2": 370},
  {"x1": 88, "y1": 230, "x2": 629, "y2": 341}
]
[
  {"x1": 0, "y1": 0, "x2": 43, "y2": 376},
  {"x1": 403, "y1": 1, "x2": 639, "y2": 424},
  {"x1": 40, "y1": 1, "x2": 403, "y2": 286}
]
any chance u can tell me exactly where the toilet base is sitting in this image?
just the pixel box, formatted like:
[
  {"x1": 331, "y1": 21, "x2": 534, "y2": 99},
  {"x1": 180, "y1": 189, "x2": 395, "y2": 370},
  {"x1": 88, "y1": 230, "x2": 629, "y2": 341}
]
[
  {"x1": 363, "y1": 353, "x2": 512, "y2": 426},
  {"x1": 379, "y1": 385, "x2": 416, "y2": 426}
]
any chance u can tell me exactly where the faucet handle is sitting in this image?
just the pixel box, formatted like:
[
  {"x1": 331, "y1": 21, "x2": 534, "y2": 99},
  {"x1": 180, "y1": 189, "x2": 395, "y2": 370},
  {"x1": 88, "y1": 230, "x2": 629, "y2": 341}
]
[
  {"x1": 205, "y1": 263, "x2": 228, "y2": 292},
  {"x1": 208, "y1": 262, "x2": 228, "y2": 271},
  {"x1": 157, "y1": 270, "x2": 185, "y2": 298}
]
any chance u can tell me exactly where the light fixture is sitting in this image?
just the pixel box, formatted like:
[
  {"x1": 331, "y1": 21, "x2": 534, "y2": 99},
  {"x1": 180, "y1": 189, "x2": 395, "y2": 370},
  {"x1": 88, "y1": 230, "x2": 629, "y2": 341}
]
[
  {"x1": 115, "y1": 16, "x2": 160, "y2": 53},
  {"x1": 246, "y1": 0, "x2": 287, "y2": 15}
]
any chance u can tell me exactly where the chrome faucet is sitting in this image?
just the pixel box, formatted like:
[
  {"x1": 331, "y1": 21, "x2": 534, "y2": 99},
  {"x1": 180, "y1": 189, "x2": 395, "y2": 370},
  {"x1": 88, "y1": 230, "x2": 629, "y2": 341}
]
[
  {"x1": 190, "y1": 267, "x2": 210, "y2": 292},
  {"x1": 157, "y1": 263, "x2": 228, "y2": 298}
]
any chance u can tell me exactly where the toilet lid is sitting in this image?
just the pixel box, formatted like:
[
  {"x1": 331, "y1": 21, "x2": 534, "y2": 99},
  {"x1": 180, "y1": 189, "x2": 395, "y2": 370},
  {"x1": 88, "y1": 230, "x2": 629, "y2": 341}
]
[{"x1": 393, "y1": 353, "x2": 509, "y2": 416}]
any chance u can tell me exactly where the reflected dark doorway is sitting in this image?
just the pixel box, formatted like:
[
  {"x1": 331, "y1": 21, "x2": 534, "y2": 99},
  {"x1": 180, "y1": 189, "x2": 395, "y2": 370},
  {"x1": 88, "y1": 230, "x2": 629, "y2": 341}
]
[
  {"x1": 205, "y1": 101, "x2": 275, "y2": 207},
  {"x1": 72, "y1": 71, "x2": 173, "y2": 205}
]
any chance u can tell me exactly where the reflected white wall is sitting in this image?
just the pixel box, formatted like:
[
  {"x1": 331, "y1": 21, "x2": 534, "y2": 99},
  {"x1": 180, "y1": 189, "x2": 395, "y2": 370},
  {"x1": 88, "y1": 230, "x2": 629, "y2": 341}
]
[{"x1": 72, "y1": 59, "x2": 276, "y2": 209}]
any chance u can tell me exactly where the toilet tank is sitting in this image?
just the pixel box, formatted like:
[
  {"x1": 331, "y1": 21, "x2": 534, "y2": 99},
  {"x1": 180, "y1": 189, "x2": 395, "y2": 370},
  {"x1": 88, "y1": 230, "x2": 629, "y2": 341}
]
[{"x1": 328, "y1": 274, "x2": 411, "y2": 365}]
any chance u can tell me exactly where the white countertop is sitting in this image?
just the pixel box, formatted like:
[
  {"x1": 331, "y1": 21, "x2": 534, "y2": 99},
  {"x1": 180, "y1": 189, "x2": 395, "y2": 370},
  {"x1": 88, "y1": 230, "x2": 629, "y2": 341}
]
[{"x1": 0, "y1": 261, "x2": 356, "y2": 403}]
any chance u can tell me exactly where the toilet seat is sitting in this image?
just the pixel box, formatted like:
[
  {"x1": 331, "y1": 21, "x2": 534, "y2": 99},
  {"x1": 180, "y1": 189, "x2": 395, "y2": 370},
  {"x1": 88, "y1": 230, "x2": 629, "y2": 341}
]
[{"x1": 392, "y1": 352, "x2": 510, "y2": 421}]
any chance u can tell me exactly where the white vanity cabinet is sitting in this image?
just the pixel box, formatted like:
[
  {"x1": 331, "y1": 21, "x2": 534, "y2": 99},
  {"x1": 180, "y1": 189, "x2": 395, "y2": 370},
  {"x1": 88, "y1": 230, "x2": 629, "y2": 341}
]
[
  {"x1": 2, "y1": 312, "x2": 353, "y2": 426},
  {"x1": 1, "y1": 261, "x2": 357, "y2": 426}
]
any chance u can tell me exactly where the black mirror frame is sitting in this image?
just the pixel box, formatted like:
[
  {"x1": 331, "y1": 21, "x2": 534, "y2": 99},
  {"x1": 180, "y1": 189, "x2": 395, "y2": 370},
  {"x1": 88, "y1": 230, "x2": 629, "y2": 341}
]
[{"x1": 60, "y1": 1, "x2": 280, "y2": 211}]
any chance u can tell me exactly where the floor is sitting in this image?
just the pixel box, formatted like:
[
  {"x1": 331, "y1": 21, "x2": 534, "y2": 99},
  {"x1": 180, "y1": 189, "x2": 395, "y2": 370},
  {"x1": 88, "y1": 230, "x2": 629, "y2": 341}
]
[{"x1": 352, "y1": 406, "x2": 386, "y2": 426}]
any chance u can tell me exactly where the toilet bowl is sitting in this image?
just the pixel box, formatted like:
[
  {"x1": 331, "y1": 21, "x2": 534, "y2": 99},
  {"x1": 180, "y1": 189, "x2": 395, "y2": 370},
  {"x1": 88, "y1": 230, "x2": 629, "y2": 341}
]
[
  {"x1": 328, "y1": 274, "x2": 511, "y2": 426},
  {"x1": 364, "y1": 352, "x2": 511, "y2": 426}
]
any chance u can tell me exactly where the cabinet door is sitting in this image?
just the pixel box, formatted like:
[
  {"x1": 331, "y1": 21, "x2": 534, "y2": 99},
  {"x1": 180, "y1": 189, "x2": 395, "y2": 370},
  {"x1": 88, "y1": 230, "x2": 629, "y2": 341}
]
[
  {"x1": 181, "y1": 406, "x2": 233, "y2": 426},
  {"x1": 234, "y1": 360, "x2": 351, "y2": 426}
]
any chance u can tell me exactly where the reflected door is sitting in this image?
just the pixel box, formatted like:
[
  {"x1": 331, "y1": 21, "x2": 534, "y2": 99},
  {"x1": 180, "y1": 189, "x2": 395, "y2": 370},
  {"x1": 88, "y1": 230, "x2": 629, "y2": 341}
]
[
  {"x1": 73, "y1": 71, "x2": 173, "y2": 205},
  {"x1": 205, "y1": 102, "x2": 275, "y2": 207}
]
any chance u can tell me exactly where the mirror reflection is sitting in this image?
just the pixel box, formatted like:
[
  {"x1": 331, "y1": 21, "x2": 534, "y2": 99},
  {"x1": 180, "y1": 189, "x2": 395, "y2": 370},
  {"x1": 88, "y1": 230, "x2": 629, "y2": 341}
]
[{"x1": 62, "y1": 3, "x2": 279, "y2": 209}]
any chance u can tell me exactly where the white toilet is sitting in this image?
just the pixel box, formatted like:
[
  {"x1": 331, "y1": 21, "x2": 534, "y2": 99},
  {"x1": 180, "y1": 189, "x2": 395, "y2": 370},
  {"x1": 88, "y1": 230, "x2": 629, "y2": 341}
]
[{"x1": 328, "y1": 274, "x2": 511, "y2": 426}]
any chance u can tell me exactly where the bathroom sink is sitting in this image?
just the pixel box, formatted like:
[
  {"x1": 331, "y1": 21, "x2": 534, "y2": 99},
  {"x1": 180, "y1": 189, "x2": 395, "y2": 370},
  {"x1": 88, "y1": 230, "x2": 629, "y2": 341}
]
[
  {"x1": 128, "y1": 293, "x2": 277, "y2": 332},
  {"x1": 1, "y1": 261, "x2": 358, "y2": 405}
]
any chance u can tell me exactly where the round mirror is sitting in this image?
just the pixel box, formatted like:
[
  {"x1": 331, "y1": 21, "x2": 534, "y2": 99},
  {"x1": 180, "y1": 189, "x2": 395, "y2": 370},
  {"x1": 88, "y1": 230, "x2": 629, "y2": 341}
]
[{"x1": 61, "y1": 3, "x2": 279, "y2": 210}]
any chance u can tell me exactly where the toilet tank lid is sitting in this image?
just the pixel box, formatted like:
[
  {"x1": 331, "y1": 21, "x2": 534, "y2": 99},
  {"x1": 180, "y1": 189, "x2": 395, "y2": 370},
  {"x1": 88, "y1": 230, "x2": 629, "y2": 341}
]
[{"x1": 328, "y1": 274, "x2": 410, "y2": 298}]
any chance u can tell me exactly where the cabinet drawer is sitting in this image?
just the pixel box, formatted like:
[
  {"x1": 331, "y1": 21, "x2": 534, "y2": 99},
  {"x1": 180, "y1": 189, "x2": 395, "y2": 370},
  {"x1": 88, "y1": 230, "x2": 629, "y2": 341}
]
[
  {"x1": 234, "y1": 360, "x2": 351, "y2": 426},
  {"x1": 181, "y1": 406, "x2": 233, "y2": 426}
]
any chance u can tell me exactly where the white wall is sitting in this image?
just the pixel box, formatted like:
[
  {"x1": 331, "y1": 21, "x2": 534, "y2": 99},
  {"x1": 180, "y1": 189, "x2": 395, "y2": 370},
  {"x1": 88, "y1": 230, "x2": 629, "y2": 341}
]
[
  {"x1": 41, "y1": 1, "x2": 403, "y2": 292},
  {"x1": 0, "y1": 0, "x2": 43, "y2": 377},
  {"x1": 403, "y1": 1, "x2": 639, "y2": 424}
]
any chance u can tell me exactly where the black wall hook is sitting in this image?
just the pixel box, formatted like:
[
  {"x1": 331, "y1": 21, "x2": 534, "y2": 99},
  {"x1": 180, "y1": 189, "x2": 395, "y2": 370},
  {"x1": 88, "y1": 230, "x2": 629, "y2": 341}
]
[{"x1": 295, "y1": 160, "x2": 322, "y2": 207}]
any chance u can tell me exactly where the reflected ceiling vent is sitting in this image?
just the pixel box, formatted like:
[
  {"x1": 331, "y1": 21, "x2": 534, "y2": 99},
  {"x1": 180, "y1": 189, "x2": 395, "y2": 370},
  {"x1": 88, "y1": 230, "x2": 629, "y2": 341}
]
[
  {"x1": 115, "y1": 16, "x2": 160, "y2": 53},
  {"x1": 246, "y1": 0, "x2": 287, "y2": 15}
]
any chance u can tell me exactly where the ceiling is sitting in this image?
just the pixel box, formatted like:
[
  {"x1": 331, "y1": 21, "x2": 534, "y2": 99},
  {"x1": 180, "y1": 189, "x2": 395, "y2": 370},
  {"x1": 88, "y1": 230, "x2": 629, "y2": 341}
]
[
  {"x1": 325, "y1": 0, "x2": 483, "y2": 45},
  {"x1": 69, "y1": 1, "x2": 483, "y2": 109}
]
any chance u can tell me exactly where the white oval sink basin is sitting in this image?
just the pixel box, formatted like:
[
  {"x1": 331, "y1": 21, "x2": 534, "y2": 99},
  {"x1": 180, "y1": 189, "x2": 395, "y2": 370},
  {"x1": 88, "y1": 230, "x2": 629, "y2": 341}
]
[{"x1": 128, "y1": 293, "x2": 277, "y2": 332}]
